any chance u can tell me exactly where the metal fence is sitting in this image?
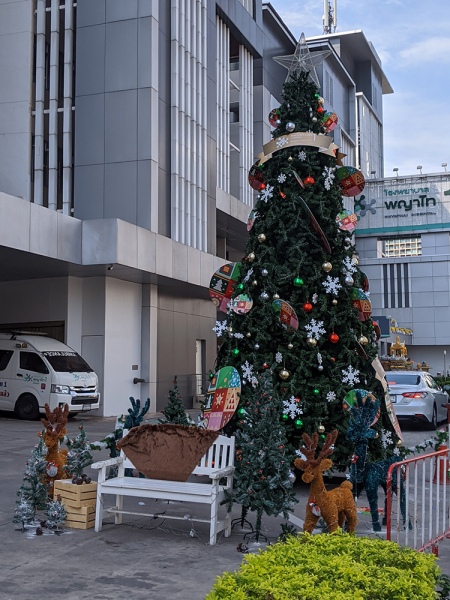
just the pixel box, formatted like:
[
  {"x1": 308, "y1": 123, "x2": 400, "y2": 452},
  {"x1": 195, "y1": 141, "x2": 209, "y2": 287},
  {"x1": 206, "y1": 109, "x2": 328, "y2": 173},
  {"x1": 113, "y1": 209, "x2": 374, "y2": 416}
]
[{"x1": 386, "y1": 443, "x2": 450, "y2": 555}]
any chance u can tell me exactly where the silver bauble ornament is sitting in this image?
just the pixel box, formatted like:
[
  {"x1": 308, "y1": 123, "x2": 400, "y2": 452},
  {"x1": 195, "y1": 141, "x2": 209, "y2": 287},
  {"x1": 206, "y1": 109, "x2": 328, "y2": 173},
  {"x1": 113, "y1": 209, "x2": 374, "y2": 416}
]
[
  {"x1": 374, "y1": 432, "x2": 379, "y2": 439},
  {"x1": 288, "y1": 470, "x2": 297, "y2": 484},
  {"x1": 396, "y1": 439, "x2": 403, "y2": 447},
  {"x1": 352, "y1": 255, "x2": 359, "y2": 266},
  {"x1": 252, "y1": 279, "x2": 258, "y2": 286},
  {"x1": 307, "y1": 337, "x2": 317, "y2": 347},
  {"x1": 248, "y1": 252, "x2": 256, "y2": 261},
  {"x1": 227, "y1": 326, "x2": 233, "y2": 333},
  {"x1": 344, "y1": 275, "x2": 354, "y2": 286},
  {"x1": 318, "y1": 424, "x2": 325, "y2": 434},
  {"x1": 318, "y1": 365, "x2": 324, "y2": 372},
  {"x1": 261, "y1": 269, "x2": 268, "y2": 276},
  {"x1": 312, "y1": 117, "x2": 318, "y2": 123},
  {"x1": 286, "y1": 122, "x2": 295, "y2": 132},
  {"x1": 322, "y1": 261, "x2": 332, "y2": 272},
  {"x1": 260, "y1": 291, "x2": 269, "y2": 301},
  {"x1": 275, "y1": 119, "x2": 281, "y2": 127},
  {"x1": 318, "y1": 97, "x2": 325, "y2": 105},
  {"x1": 287, "y1": 155, "x2": 293, "y2": 162},
  {"x1": 258, "y1": 233, "x2": 266, "y2": 243},
  {"x1": 246, "y1": 332, "x2": 252, "y2": 338},
  {"x1": 358, "y1": 335, "x2": 369, "y2": 345},
  {"x1": 332, "y1": 299, "x2": 338, "y2": 305},
  {"x1": 288, "y1": 343, "x2": 294, "y2": 349},
  {"x1": 254, "y1": 343, "x2": 260, "y2": 350},
  {"x1": 273, "y1": 293, "x2": 280, "y2": 300}
]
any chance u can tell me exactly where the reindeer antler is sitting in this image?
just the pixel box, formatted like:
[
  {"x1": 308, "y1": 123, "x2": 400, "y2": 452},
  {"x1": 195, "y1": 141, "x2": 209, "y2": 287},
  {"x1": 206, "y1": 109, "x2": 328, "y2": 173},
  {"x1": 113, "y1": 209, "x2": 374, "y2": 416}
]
[
  {"x1": 297, "y1": 430, "x2": 338, "y2": 468},
  {"x1": 41, "y1": 404, "x2": 69, "y2": 438}
]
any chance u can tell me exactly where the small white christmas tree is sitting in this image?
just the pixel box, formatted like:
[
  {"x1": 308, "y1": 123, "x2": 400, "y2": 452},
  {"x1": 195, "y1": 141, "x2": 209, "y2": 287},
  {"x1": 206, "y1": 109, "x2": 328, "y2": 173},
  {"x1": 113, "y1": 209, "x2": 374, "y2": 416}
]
[
  {"x1": 13, "y1": 496, "x2": 35, "y2": 532},
  {"x1": 16, "y1": 434, "x2": 50, "y2": 514},
  {"x1": 45, "y1": 496, "x2": 67, "y2": 531}
]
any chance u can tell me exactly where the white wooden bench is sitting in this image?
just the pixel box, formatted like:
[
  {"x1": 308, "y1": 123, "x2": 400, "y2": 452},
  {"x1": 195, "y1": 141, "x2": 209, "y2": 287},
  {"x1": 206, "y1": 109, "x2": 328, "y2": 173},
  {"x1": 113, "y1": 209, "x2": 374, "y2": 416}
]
[{"x1": 91, "y1": 434, "x2": 235, "y2": 545}]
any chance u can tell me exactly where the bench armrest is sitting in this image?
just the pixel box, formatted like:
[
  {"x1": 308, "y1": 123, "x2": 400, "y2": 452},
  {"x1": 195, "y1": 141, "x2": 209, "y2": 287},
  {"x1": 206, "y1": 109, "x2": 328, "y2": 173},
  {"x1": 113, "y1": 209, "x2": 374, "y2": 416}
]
[
  {"x1": 209, "y1": 466, "x2": 235, "y2": 480},
  {"x1": 91, "y1": 456, "x2": 124, "y2": 470}
]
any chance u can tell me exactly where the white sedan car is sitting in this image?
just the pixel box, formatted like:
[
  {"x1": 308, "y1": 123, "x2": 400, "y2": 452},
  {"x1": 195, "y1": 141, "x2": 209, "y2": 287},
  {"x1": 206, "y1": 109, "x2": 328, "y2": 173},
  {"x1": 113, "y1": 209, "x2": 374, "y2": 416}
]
[{"x1": 387, "y1": 371, "x2": 448, "y2": 429}]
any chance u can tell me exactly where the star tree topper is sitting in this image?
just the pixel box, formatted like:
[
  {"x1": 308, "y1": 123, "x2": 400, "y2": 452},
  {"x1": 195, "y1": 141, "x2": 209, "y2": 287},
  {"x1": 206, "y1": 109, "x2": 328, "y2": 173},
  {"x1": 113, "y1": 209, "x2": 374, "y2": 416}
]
[{"x1": 273, "y1": 33, "x2": 332, "y2": 86}]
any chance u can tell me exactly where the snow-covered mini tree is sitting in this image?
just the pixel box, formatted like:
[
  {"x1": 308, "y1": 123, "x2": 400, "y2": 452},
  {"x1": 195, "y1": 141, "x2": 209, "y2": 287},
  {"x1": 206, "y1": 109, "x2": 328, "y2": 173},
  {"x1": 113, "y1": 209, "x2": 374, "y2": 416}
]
[
  {"x1": 16, "y1": 434, "x2": 50, "y2": 513},
  {"x1": 13, "y1": 496, "x2": 35, "y2": 531},
  {"x1": 45, "y1": 496, "x2": 67, "y2": 531},
  {"x1": 64, "y1": 422, "x2": 93, "y2": 481}
]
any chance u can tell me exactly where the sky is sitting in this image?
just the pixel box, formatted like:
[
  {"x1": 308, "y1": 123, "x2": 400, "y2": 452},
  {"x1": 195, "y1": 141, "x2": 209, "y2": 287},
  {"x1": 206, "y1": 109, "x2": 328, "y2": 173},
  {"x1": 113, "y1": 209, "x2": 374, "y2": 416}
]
[{"x1": 271, "y1": 0, "x2": 450, "y2": 178}]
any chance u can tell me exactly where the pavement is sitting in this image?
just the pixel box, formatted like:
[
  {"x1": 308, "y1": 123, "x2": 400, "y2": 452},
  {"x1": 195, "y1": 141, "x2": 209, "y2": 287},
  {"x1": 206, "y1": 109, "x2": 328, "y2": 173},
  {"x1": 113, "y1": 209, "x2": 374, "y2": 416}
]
[{"x1": 1, "y1": 410, "x2": 449, "y2": 599}]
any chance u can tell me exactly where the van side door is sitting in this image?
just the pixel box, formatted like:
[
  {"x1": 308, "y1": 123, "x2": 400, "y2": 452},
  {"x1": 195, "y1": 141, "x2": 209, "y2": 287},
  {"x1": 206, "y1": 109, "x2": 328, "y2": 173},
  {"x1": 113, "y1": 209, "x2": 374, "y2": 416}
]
[
  {"x1": 16, "y1": 351, "x2": 51, "y2": 409},
  {"x1": 0, "y1": 350, "x2": 15, "y2": 410}
]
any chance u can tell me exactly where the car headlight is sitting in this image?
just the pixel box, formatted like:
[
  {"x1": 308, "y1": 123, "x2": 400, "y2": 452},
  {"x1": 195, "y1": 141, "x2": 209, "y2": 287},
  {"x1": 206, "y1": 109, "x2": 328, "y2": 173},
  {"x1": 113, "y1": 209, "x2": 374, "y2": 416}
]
[{"x1": 51, "y1": 384, "x2": 70, "y2": 394}]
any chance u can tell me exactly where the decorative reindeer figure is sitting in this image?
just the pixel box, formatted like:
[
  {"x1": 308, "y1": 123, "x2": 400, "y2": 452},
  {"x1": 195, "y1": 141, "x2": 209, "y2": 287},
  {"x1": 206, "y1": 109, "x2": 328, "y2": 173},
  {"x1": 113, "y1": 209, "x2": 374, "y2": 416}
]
[
  {"x1": 294, "y1": 430, "x2": 357, "y2": 533},
  {"x1": 40, "y1": 403, "x2": 69, "y2": 486},
  {"x1": 346, "y1": 390, "x2": 405, "y2": 532}
]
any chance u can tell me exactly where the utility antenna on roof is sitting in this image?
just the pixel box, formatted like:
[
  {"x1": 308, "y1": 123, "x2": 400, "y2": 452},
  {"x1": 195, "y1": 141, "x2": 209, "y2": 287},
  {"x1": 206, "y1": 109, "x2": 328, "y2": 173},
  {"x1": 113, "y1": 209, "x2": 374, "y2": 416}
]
[{"x1": 323, "y1": 0, "x2": 337, "y2": 34}]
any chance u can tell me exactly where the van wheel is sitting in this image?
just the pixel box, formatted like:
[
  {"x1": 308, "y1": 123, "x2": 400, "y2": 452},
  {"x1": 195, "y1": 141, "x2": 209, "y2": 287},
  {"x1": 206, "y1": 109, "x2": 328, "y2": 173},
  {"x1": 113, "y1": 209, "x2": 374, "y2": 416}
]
[{"x1": 15, "y1": 394, "x2": 40, "y2": 420}]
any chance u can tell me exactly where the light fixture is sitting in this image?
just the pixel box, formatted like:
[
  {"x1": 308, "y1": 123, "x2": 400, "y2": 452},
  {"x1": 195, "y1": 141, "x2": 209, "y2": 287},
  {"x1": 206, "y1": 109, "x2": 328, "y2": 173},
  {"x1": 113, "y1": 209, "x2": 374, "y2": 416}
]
[
  {"x1": 107, "y1": 265, "x2": 114, "y2": 271},
  {"x1": 370, "y1": 170, "x2": 376, "y2": 178},
  {"x1": 393, "y1": 168, "x2": 399, "y2": 177},
  {"x1": 416, "y1": 165, "x2": 423, "y2": 175},
  {"x1": 442, "y1": 162, "x2": 447, "y2": 172}
]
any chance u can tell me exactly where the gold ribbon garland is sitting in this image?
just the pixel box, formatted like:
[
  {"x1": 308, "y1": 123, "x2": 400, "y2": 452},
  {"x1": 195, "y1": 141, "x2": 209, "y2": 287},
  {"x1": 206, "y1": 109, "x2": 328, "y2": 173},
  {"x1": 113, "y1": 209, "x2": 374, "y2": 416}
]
[{"x1": 255, "y1": 131, "x2": 343, "y2": 165}]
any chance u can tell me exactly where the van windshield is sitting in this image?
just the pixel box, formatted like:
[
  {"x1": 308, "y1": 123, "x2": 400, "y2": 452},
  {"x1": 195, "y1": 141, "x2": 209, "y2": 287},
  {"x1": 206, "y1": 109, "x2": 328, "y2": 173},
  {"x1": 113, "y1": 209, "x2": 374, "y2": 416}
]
[{"x1": 41, "y1": 351, "x2": 93, "y2": 373}]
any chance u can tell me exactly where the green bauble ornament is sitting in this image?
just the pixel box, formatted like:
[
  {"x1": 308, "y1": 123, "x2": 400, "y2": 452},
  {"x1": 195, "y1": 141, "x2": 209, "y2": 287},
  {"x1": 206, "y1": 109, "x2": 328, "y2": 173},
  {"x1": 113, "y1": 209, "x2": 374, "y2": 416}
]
[
  {"x1": 293, "y1": 277, "x2": 304, "y2": 287},
  {"x1": 232, "y1": 348, "x2": 240, "y2": 356}
]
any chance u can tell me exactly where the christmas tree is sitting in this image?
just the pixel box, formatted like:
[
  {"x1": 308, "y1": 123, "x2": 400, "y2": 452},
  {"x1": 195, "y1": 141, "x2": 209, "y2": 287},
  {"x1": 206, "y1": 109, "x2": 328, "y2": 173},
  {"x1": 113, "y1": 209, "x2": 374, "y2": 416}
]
[
  {"x1": 159, "y1": 377, "x2": 192, "y2": 426},
  {"x1": 226, "y1": 370, "x2": 297, "y2": 540},
  {"x1": 64, "y1": 422, "x2": 93, "y2": 480},
  {"x1": 213, "y1": 37, "x2": 398, "y2": 469},
  {"x1": 13, "y1": 496, "x2": 35, "y2": 531},
  {"x1": 45, "y1": 496, "x2": 67, "y2": 531},
  {"x1": 16, "y1": 434, "x2": 51, "y2": 513}
]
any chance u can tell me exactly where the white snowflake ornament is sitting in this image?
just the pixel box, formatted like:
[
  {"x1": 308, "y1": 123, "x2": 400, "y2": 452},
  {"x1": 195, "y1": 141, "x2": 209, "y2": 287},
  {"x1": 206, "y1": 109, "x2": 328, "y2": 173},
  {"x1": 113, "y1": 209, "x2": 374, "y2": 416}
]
[
  {"x1": 275, "y1": 352, "x2": 283, "y2": 363},
  {"x1": 241, "y1": 361, "x2": 254, "y2": 383},
  {"x1": 326, "y1": 391, "x2": 337, "y2": 403},
  {"x1": 283, "y1": 396, "x2": 303, "y2": 419},
  {"x1": 244, "y1": 268, "x2": 253, "y2": 283},
  {"x1": 322, "y1": 166, "x2": 335, "y2": 191},
  {"x1": 212, "y1": 320, "x2": 228, "y2": 337},
  {"x1": 304, "y1": 318, "x2": 326, "y2": 340},
  {"x1": 341, "y1": 365, "x2": 360, "y2": 387},
  {"x1": 298, "y1": 150, "x2": 306, "y2": 161},
  {"x1": 312, "y1": 293, "x2": 318, "y2": 304},
  {"x1": 342, "y1": 257, "x2": 357, "y2": 276},
  {"x1": 258, "y1": 184, "x2": 274, "y2": 203},
  {"x1": 322, "y1": 275, "x2": 342, "y2": 296},
  {"x1": 251, "y1": 376, "x2": 259, "y2": 388},
  {"x1": 277, "y1": 173, "x2": 287, "y2": 183}
]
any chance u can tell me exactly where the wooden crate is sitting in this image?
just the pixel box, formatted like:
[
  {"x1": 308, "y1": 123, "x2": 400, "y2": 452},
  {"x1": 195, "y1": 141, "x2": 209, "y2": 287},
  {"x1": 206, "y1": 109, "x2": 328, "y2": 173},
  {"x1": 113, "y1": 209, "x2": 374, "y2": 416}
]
[
  {"x1": 64, "y1": 504, "x2": 96, "y2": 530},
  {"x1": 54, "y1": 480, "x2": 97, "y2": 509}
]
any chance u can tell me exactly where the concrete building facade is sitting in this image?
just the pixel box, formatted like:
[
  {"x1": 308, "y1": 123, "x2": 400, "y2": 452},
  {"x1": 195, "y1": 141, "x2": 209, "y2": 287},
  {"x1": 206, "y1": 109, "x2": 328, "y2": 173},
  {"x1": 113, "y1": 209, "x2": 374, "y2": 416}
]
[
  {"x1": 355, "y1": 172, "x2": 450, "y2": 375},
  {"x1": 0, "y1": 1, "x2": 391, "y2": 414}
]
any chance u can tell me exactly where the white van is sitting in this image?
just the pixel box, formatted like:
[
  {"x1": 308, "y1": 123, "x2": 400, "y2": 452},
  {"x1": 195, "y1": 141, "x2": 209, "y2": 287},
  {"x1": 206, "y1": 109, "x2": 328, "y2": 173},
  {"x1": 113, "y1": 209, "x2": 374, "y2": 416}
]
[{"x1": 0, "y1": 333, "x2": 100, "y2": 419}]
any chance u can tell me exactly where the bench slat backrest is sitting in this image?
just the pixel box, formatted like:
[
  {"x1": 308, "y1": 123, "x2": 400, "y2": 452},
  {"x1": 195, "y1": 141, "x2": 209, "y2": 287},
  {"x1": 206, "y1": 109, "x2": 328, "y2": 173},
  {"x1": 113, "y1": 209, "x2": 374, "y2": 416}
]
[{"x1": 120, "y1": 433, "x2": 235, "y2": 477}]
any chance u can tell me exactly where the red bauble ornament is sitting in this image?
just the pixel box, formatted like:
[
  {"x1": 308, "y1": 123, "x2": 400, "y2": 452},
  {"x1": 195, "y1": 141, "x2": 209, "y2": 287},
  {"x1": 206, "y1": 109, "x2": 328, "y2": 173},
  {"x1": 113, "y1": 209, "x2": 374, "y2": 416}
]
[
  {"x1": 304, "y1": 176, "x2": 315, "y2": 185},
  {"x1": 259, "y1": 183, "x2": 266, "y2": 190},
  {"x1": 303, "y1": 302, "x2": 313, "y2": 313},
  {"x1": 317, "y1": 106, "x2": 324, "y2": 114},
  {"x1": 280, "y1": 191, "x2": 286, "y2": 198},
  {"x1": 331, "y1": 357, "x2": 336, "y2": 362},
  {"x1": 263, "y1": 362, "x2": 269, "y2": 369},
  {"x1": 329, "y1": 333, "x2": 339, "y2": 344}
]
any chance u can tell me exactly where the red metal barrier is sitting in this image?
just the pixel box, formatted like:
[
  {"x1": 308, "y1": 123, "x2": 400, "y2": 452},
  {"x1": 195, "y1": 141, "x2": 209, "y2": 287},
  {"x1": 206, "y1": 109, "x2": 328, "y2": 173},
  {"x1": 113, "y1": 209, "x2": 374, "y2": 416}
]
[{"x1": 386, "y1": 446, "x2": 450, "y2": 555}]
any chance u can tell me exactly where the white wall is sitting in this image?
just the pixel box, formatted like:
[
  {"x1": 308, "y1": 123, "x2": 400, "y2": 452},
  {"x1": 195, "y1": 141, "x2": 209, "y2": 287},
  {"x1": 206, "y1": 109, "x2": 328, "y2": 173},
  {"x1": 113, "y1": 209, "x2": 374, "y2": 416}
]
[
  {"x1": 103, "y1": 278, "x2": 142, "y2": 416},
  {"x1": 0, "y1": 0, "x2": 33, "y2": 200}
]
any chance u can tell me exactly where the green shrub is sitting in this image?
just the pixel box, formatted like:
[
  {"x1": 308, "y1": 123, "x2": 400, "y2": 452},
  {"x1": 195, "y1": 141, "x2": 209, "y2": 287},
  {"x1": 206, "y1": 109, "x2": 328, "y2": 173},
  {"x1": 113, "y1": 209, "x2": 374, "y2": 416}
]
[{"x1": 206, "y1": 531, "x2": 440, "y2": 600}]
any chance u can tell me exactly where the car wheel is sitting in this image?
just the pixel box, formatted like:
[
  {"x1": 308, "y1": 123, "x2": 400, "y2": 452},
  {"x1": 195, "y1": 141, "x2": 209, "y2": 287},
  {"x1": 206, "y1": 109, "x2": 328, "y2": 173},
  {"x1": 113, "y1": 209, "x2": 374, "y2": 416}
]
[
  {"x1": 426, "y1": 404, "x2": 438, "y2": 430},
  {"x1": 15, "y1": 394, "x2": 40, "y2": 420}
]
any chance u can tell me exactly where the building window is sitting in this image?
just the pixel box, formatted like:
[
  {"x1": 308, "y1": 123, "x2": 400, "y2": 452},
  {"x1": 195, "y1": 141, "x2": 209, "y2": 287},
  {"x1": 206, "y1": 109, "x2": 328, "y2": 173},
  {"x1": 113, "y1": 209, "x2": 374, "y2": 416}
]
[
  {"x1": 325, "y1": 71, "x2": 333, "y2": 106},
  {"x1": 383, "y1": 236, "x2": 422, "y2": 257},
  {"x1": 382, "y1": 263, "x2": 410, "y2": 308}
]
